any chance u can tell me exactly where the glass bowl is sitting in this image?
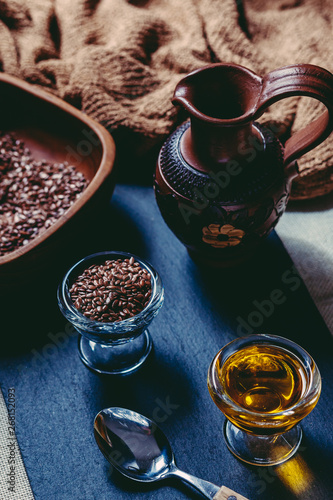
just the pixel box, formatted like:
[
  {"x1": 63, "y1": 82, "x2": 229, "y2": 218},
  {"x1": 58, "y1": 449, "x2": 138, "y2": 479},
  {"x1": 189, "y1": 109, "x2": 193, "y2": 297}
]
[
  {"x1": 207, "y1": 334, "x2": 321, "y2": 466},
  {"x1": 57, "y1": 251, "x2": 164, "y2": 375}
]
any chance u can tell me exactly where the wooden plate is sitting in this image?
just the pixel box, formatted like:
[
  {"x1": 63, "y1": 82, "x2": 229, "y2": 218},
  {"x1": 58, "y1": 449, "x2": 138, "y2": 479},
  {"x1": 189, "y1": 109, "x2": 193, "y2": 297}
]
[{"x1": 0, "y1": 74, "x2": 116, "y2": 294}]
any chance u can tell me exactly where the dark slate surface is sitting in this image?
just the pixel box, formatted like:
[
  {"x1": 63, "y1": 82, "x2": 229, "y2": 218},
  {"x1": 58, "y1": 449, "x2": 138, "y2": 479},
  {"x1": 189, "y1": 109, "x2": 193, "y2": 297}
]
[{"x1": 1, "y1": 183, "x2": 333, "y2": 500}]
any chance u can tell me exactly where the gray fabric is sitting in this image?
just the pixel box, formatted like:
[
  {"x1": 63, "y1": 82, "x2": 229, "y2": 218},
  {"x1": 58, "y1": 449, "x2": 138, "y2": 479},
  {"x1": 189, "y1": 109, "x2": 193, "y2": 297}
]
[
  {"x1": 0, "y1": 390, "x2": 34, "y2": 500},
  {"x1": 276, "y1": 198, "x2": 333, "y2": 335}
]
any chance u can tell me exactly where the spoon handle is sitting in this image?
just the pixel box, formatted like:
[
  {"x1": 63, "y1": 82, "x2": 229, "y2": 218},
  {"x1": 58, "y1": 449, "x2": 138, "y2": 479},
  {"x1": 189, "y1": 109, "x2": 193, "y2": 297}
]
[
  {"x1": 170, "y1": 468, "x2": 248, "y2": 499},
  {"x1": 170, "y1": 468, "x2": 219, "y2": 498}
]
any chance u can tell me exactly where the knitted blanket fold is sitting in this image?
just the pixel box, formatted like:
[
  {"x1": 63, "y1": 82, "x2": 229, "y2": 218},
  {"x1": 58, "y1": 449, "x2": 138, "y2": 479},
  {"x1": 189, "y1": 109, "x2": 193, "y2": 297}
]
[{"x1": 1, "y1": 0, "x2": 333, "y2": 199}]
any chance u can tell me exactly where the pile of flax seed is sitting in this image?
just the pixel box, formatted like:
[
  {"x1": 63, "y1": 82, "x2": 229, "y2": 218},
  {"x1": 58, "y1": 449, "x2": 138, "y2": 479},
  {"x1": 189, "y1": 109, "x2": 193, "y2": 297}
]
[
  {"x1": 0, "y1": 132, "x2": 88, "y2": 256},
  {"x1": 69, "y1": 257, "x2": 152, "y2": 322}
]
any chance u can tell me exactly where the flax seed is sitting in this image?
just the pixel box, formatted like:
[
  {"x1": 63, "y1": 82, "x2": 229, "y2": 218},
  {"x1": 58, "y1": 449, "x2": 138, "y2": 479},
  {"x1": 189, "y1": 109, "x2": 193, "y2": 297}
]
[
  {"x1": 0, "y1": 132, "x2": 88, "y2": 256},
  {"x1": 69, "y1": 257, "x2": 152, "y2": 322}
]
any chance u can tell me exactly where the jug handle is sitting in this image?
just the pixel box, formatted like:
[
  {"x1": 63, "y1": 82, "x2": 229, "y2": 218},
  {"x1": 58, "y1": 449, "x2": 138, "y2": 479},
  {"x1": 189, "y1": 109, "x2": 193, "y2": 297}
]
[{"x1": 255, "y1": 64, "x2": 333, "y2": 166}]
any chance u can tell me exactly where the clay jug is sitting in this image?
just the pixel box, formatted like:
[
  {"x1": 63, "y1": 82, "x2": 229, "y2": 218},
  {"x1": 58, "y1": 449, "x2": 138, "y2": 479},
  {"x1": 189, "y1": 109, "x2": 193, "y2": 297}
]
[{"x1": 154, "y1": 63, "x2": 333, "y2": 266}]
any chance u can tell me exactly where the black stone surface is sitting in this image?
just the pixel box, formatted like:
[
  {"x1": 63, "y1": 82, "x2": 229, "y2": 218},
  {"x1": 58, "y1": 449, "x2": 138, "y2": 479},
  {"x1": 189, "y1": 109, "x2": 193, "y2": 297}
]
[{"x1": 1, "y1": 184, "x2": 332, "y2": 500}]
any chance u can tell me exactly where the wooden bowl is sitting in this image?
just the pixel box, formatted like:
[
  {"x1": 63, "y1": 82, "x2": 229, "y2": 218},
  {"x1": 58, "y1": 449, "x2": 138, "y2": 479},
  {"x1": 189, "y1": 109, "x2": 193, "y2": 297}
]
[{"x1": 0, "y1": 74, "x2": 116, "y2": 295}]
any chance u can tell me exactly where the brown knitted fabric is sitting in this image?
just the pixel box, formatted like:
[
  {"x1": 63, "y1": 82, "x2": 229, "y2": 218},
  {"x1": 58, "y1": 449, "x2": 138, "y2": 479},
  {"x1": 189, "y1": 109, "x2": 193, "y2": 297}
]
[{"x1": 1, "y1": 0, "x2": 333, "y2": 199}]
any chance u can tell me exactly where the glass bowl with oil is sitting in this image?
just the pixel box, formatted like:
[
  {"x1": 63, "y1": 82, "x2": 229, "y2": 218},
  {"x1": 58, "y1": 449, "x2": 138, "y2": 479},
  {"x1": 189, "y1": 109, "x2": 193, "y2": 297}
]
[{"x1": 207, "y1": 334, "x2": 321, "y2": 466}]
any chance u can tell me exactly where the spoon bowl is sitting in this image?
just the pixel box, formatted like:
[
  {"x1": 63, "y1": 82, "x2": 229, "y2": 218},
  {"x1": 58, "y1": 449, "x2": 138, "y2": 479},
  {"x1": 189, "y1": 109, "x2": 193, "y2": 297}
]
[
  {"x1": 94, "y1": 407, "x2": 248, "y2": 499},
  {"x1": 94, "y1": 407, "x2": 174, "y2": 482}
]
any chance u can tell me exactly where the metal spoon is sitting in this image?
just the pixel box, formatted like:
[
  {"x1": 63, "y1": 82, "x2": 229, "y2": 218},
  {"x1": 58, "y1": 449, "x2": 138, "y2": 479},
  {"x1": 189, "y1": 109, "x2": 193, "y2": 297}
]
[{"x1": 94, "y1": 407, "x2": 248, "y2": 500}]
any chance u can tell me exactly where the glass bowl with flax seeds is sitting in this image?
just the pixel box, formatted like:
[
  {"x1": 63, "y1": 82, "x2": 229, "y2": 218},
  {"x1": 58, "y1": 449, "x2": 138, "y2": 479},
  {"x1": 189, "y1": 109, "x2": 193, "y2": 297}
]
[{"x1": 58, "y1": 251, "x2": 164, "y2": 375}]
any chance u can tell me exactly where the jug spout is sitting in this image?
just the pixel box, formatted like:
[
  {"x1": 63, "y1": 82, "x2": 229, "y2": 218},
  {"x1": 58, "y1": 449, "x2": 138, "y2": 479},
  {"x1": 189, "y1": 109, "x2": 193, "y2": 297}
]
[
  {"x1": 172, "y1": 64, "x2": 264, "y2": 170},
  {"x1": 172, "y1": 63, "x2": 263, "y2": 122}
]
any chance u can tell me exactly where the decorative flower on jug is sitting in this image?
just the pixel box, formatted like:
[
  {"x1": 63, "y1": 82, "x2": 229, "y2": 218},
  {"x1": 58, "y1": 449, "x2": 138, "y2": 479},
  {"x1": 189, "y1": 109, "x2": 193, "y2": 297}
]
[{"x1": 202, "y1": 224, "x2": 245, "y2": 248}]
